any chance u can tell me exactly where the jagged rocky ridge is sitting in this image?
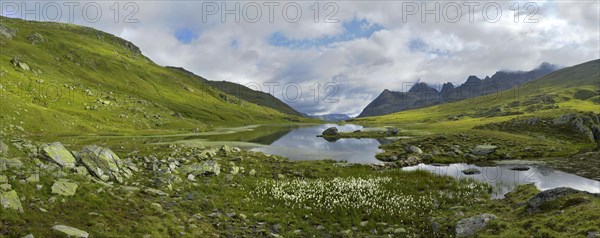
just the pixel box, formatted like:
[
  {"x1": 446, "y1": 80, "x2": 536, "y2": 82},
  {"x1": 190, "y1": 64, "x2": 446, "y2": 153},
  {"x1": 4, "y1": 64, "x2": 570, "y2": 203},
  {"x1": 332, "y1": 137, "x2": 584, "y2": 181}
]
[{"x1": 358, "y1": 63, "x2": 560, "y2": 117}]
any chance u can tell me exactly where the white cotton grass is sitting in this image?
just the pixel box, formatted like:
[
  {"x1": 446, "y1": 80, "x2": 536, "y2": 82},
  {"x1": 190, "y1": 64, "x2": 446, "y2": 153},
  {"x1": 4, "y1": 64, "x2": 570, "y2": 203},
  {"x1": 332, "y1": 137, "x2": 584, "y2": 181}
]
[{"x1": 251, "y1": 175, "x2": 490, "y2": 218}]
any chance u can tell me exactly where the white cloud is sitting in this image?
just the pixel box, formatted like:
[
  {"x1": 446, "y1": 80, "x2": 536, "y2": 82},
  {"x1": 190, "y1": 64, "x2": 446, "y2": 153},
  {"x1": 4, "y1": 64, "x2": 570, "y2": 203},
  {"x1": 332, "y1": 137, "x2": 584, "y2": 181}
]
[{"x1": 2, "y1": 1, "x2": 598, "y2": 115}]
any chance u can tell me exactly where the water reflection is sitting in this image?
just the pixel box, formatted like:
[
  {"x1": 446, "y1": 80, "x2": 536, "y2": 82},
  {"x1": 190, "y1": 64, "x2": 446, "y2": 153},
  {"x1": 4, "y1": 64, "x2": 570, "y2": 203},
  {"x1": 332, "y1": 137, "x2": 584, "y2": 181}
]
[
  {"x1": 403, "y1": 163, "x2": 600, "y2": 198},
  {"x1": 251, "y1": 124, "x2": 383, "y2": 164}
]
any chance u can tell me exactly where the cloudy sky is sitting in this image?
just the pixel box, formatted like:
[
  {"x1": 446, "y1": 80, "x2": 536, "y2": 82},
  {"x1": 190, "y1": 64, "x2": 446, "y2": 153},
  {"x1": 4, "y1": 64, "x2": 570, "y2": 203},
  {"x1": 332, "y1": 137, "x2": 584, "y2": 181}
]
[{"x1": 3, "y1": 1, "x2": 599, "y2": 116}]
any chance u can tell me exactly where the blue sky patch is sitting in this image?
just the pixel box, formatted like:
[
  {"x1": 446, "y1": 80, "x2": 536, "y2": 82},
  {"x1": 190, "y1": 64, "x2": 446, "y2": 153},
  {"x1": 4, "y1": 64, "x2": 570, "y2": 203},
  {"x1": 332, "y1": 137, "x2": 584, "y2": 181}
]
[
  {"x1": 174, "y1": 28, "x2": 198, "y2": 44},
  {"x1": 268, "y1": 18, "x2": 383, "y2": 49}
]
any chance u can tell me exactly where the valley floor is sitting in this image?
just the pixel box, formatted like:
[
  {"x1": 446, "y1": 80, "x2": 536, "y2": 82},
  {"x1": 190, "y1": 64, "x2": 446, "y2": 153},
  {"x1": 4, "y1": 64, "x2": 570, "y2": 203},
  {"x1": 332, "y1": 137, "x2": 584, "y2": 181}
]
[{"x1": 1, "y1": 123, "x2": 599, "y2": 237}]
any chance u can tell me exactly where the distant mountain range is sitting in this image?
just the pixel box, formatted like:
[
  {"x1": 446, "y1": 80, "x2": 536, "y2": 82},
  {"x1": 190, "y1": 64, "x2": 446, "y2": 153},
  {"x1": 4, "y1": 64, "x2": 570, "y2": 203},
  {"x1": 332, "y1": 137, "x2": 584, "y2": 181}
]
[
  {"x1": 305, "y1": 114, "x2": 351, "y2": 122},
  {"x1": 357, "y1": 63, "x2": 561, "y2": 117},
  {"x1": 166, "y1": 67, "x2": 303, "y2": 117}
]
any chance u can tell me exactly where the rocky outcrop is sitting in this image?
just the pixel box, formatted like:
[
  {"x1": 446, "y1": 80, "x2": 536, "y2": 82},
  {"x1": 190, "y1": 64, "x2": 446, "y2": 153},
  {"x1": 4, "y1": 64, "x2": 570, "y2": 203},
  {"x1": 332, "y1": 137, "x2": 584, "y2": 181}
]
[
  {"x1": 472, "y1": 145, "x2": 497, "y2": 156},
  {"x1": 183, "y1": 160, "x2": 221, "y2": 176},
  {"x1": 455, "y1": 214, "x2": 497, "y2": 237},
  {"x1": 552, "y1": 112, "x2": 600, "y2": 142},
  {"x1": 10, "y1": 57, "x2": 30, "y2": 71},
  {"x1": 526, "y1": 187, "x2": 600, "y2": 213},
  {"x1": 79, "y1": 145, "x2": 134, "y2": 183},
  {"x1": 40, "y1": 142, "x2": 78, "y2": 168},
  {"x1": 0, "y1": 24, "x2": 17, "y2": 39}
]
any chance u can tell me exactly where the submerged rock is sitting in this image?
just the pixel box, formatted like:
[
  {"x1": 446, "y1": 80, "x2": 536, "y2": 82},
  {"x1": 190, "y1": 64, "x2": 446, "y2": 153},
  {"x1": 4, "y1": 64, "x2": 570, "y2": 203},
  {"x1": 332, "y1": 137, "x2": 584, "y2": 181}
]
[
  {"x1": 472, "y1": 145, "x2": 497, "y2": 156},
  {"x1": 51, "y1": 180, "x2": 78, "y2": 196},
  {"x1": 462, "y1": 168, "x2": 481, "y2": 175},
  {"x1": 79, "y1": 145, "x2": 132, "y2": 183},
  {"x1": 52, "y1": 225, "x2": 89, "y2": 238},
  {"x1": 0, "y1": 190, "x2": 23, "y2": 212},
  {"x1": 455, "y1": 214, "x2": 496, "y2": 237},
  {"x1": 510, "y1": 166, "x2": 530, "y2": 171},
  {"x1": 40, "y1": 142, "x2": 77, "y2": 168},
  {"x1": 322, "y1": 127, "x2": 339, "y2": 136}
]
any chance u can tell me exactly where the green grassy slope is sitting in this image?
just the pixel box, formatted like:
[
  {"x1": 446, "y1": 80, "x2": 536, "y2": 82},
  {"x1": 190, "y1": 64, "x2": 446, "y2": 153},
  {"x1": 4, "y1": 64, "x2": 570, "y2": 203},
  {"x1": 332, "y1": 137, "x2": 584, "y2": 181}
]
[
  {"x1": 0, "y1": 17, "x2": 309, "y2": 137},
  {"x1": 207, "y1": 80, "x2": 303, "y2": 117},
  {"x1": 351, "y1": 59, "x2": 600, "y2": 130}
]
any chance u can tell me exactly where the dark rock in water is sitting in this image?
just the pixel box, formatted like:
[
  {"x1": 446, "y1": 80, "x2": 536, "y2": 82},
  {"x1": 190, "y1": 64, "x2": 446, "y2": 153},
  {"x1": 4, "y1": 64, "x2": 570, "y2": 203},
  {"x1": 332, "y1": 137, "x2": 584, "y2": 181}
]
[
  {"x1": 510, "y1": 166, "x2": 530, "y2": 171},
  {"x1": 323, "y1": 137, "x2": 340, "y2": 142},
  {"x1": 526, "y1": 187, "x2": 600, "y2": 213},
  {"x1": 455, "y1": 214, "x2": 497, "y2": 237},
  {"x1": 462, "y1": 168, "x2": 481, "y2": 175},
  {"x1": 322, "y1": 127, "x2": 339, "y2": 136},
  {"x1": 353, "y1": 130, "x2": 362, "y2": 133}
]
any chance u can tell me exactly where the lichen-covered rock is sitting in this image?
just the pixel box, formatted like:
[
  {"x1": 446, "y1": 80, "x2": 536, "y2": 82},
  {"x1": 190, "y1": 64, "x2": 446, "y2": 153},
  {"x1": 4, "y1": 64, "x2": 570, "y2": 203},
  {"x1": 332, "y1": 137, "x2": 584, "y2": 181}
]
[
  {"x1": 0, "y1": 140, "x2": 8, "y2": 155},
  {"x1": 229, "y1": 162, "x2": 240, "y2": 175},
  {"x1": 26, "y1": 174, "x2": 39, "y2": 183},
  {"x1": 79, "y1": 145, "x2": 132, "y2": 183},
  {"x1": 0, "y1": 158, "x2": 23, "y2": 169},
  {"x1": 51, "y1": 180, "x2": 78, "y2": 196},
  {"x1": 183, "y1": 160, "x2": 220, "y2": 176},
  {"x1": 472, "y1": 145, "x2": 497, "y2": 156},
  {"x1": 144, "y1": 188, "x2": 169, "y2": 197},
  {"x1": 52, "y1": 225, "x2": 89, "y2": 238},
  {"x1": 407, "y1": 145, "x2": 423, "y2": 154},
  {"x1": 1, "y1": 190, "x2": 23, "y2": 212},
  {"x1": 455, "y1": 214, "x2": 496, "y2": 237},
  {"x1": 41, "y1": 142, "x2": 77, "y2": 168}
]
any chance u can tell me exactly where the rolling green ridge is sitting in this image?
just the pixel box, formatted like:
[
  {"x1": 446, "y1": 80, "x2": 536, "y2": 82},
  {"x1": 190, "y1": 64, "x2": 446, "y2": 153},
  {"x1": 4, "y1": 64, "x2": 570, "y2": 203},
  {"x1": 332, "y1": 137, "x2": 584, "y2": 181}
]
[
  {"x1": 206, "y1": 80, "x2": 303, "y2": 117},
  {"x1": 0, "y1": 16, "x2": 310, "y2": 138}
]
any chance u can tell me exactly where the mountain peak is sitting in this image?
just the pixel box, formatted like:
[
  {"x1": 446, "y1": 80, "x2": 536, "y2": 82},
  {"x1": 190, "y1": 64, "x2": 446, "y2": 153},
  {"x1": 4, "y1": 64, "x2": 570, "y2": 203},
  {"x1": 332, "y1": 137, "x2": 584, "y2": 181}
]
[
  {"x1": 408, "y1": 82, "x2": 438, "y2": 93},
  {"x1": 465, "y1": 75, "x2": 482, "y2": 84}
]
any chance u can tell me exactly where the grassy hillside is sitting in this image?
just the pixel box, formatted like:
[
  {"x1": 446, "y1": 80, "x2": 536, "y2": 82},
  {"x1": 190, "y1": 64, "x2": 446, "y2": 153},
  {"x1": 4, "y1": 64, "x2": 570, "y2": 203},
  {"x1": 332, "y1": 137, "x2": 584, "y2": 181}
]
[
  {"x1": 0, "y1": 17, "x2": 309, "y2": 137},
  {"x1": 351, "y1": 59, "x2": 600, "y2": 131},
  {"x1": 207, "y1": 80, "x2": 303, "y2": 117}
]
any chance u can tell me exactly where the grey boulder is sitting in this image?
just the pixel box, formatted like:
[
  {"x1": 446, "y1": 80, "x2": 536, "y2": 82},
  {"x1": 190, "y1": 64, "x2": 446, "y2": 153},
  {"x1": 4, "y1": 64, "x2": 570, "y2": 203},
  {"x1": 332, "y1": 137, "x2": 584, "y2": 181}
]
[
  {"x1": 455, "y1": 214, "x2": 497, "y2": 237},
  {"x1": 40, "y1": 142, "x2": 77, "y2": 168}
]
